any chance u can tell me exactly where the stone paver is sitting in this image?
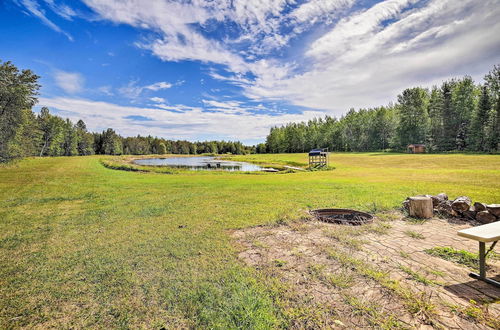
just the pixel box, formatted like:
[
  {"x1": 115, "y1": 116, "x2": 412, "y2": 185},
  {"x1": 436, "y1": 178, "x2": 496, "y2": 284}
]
[{"x1": 233, "y1": 216, "x2": 500, "y2": 329}]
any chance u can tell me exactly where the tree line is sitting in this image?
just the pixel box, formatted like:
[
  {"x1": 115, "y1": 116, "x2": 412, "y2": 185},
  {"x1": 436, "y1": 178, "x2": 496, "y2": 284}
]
[
  {"x1": 263, "y1": 65, "x2": 500, "y2": 153},
  {"x1": 0, "y1": 60, "x2": 253, "y2": 163}
]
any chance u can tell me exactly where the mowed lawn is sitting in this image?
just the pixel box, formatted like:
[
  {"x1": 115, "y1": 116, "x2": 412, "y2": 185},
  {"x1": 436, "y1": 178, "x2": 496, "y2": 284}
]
[{"x1": 1, "y1": 153, "x2": 499, "y2": 328}]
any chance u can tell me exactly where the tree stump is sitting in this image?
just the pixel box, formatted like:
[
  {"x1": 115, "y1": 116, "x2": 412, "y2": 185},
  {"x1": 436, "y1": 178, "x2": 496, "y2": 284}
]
[{"x1": 408, "y1": 196, "x2": 433, "y2": 219}]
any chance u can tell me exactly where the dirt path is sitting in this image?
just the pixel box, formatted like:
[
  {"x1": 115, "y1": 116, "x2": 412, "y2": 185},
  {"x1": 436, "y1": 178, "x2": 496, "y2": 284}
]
[{"x1": 233, "y1": 214, "x2": 500, "y2": 329}]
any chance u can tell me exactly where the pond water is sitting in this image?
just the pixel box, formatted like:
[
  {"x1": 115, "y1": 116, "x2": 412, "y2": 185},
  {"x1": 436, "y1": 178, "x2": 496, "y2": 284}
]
[{"x1": 133, "y1": 156, "x2": 264, "y2": 171}]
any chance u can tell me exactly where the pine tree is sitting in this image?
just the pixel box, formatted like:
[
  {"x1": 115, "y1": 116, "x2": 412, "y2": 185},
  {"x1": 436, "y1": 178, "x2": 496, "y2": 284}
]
[
  {"x1": 441, "y1": 82, "x2": 455, "y2": 151},
  {"x1": 484, "y1": 65, "x2": 500, "y2": 151},
  {"x1": 0, "y1": 61, "x2": 40, "y2": 161},
  {"x1": 427, "y1": 87, "x2": 444, "y2": 152},
  {"x1": 469, "y1": 85, "x2": 491, "y2": 151},
  {"x1": 62, "y1": 118, "x2": 78, "y2": 156},
  {"x1": 75, "y1": 119, "x2": 94, "y2": 155},
  {"x1": 451, "y1": 77, "x2": 477, "y2": 150},
  {"x1": 396, "y1": 87, "x2": 430, "y2": 149}
]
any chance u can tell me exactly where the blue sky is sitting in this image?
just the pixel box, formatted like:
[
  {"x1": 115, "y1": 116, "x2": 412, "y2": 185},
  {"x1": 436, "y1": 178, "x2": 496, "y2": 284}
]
[{"x1": 2, "y1": 0, "x2": 500, "y2": 144}]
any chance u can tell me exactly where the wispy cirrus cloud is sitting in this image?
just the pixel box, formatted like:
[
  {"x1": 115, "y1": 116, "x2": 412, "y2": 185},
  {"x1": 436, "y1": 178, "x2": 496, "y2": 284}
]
[
  {"x1": 118, "y1": 80, "x2": 175, "y2": 99},
  {"x1": 43, "y1": 0, "x2": 77, "y2": 20},
  {"x1": 15, "y1": 0, "x2": 74, "y2": 41},
  {"x1": 82, "y1": 0, "x2": 351, "y2": 73}
]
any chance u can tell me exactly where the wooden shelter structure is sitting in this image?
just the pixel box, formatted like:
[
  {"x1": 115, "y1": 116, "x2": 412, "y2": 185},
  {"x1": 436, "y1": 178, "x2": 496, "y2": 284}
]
[
  {"x1": 407, "y1": 144, "x2": 426, "y2": 153},
  {"x1": 308, "y1": 148, "x2": 328, "y2": 168}
]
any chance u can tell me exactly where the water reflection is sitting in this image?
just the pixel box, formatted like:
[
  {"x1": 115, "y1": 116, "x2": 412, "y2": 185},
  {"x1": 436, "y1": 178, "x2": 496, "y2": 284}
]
[{"x1": 133, "y1": 156, "x2": 263, "y2": 171}]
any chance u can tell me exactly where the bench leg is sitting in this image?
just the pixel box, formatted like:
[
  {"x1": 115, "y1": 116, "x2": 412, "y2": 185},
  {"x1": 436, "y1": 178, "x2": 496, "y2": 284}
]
[
  {"x1": 468, "y1": 241, "x2": 500, "y2": 288},
  {"x1": 479, "y1": 241, "x2": 486, "y2": 278}
]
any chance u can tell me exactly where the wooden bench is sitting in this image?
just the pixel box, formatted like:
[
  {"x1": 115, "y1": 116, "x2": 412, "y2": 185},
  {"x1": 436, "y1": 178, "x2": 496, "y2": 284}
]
[{"x1": 457, "y1": 221, "x2": 500, "y2": 288}]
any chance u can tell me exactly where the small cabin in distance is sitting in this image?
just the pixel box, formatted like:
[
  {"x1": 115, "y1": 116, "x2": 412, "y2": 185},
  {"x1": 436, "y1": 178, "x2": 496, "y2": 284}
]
[
  {"x1": 407, "y1": 144, "x2": 426, "y2": 154},
  {"x1": 309, "y1": 148, "x2": 329, "y2": 167}
]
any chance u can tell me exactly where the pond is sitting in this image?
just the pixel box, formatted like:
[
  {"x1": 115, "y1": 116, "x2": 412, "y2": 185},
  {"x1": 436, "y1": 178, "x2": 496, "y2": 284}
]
[{"x1": 133, "y1": 156, "x2": 265, "y2": 171}]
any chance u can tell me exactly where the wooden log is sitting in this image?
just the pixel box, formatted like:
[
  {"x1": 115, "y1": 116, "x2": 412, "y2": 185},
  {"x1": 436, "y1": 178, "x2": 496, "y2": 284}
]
[
  {"x1": 451, "y1": 196, "x2": 472, "y2": 213},
  {"x1": 476, "y1": 211, "x2": 497, "y2": 224},
  {"x1": 473, "y1": 202, "x2": 487, "y2": 212},
  {"x1": 436, "y1": 200, "x2": 458, "y2": 217},
  {"x1": 486, "y1": 204, "x2": 500, "y2": 217},
  {"x1": 431, "y1": 193, "x2": 448, "y2": 208},
  {"x1": 462, "y1": 208, "x2": 477, "y2": 220},
  {"x1": 408, "y1": 196, "x2": 433, "y2": 219}
]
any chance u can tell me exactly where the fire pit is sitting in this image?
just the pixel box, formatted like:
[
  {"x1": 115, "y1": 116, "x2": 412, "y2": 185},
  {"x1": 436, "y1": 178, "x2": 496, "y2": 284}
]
[{"x1": 310, "y1": 208, "x2": 373, "y2": 225}]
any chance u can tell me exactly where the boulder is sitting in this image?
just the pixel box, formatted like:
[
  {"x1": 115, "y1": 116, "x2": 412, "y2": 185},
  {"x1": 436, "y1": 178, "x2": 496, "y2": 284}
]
[
  {"x1": 451, "y1": 196, "x2": 472, "y2": 213},
  {"x1": 476, "y1": 211, "x2": 497, "y2": 224},
  {"x1": 486, "y1": 204, "x2": 500, "y2": 217}
]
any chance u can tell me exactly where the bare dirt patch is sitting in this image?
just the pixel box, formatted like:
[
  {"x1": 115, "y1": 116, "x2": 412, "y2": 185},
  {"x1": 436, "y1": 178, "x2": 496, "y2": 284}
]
[{"x1": 233, "y1": 213, "x2": 500, "y2": 329}]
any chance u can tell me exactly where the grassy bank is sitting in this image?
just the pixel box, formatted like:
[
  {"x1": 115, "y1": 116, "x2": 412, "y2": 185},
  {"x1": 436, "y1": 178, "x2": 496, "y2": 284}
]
[{"x1": 1, "y1": 153, "x2": 499, "y2": 328}]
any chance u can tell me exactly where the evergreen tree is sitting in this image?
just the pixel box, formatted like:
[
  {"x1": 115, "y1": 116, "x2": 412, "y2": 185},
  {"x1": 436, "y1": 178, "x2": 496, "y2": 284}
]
[
  {"x1": 469, "y1": 85, "x2": 491, "y2": 151},
  {"x1": 62, "y1": 118, "x2": 78, "y2": 156},
  {"x1": 451, "y1": 77, "x2": 477, "y2": 150},
  {"x1": 427, "y1": 87, "x2": 444, "y2": 152},
  {"x1": 38, "y1": 107, "x2": 65, "y2": 156},
  {"x1": 396, "y1": 87, "x2": 430, "y2": 148},
  {"x1": 75, "y1": 119, "x2": 94, "y2": 155},
  {"x1": 0, "y1": 61, "x2": 40, "y2": 161},
  {"x1": 440, "y1": 82, "x2": 455, "y2": 151},
  {"x1": 101, "y1": 128, "x2": 123, "y2": 155},
  {"x1": 10, "y1": 108, "x2": 42, "y2": 158},
  {"x1": 484, "y1": 65, "x2": 500, "y2": 151}
]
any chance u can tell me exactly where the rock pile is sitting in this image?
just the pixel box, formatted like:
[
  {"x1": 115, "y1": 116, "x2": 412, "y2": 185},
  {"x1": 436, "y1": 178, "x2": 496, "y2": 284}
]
[{"x1": 403, "y1": 193, "x2": 500, "y2": 224}]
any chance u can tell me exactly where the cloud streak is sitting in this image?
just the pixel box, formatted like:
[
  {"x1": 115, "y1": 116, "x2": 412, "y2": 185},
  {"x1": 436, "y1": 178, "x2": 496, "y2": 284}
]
[{"x1": 16, "y1": 0, "x2": 74, "y2": 41}]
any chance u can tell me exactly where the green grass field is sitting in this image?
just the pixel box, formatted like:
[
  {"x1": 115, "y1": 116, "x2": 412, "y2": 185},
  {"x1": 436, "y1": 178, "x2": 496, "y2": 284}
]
[{"x1": 1, "y1": 153, "x2": 499, "y2": 328}]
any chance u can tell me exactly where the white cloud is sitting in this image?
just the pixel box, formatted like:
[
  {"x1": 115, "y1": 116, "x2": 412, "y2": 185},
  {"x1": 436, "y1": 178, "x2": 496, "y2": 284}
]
[
  {"x1": 53, "y1": 70, "x2": 84, "y2": 94},
  {"x1": 83, "y1": 0, "x2": 351, "y2": 72},
  {"x1": 243, "y1": 0, "x2": 500, "y2": 114},
  {"x1": 150, "y1": 97, "x2": 166, "y2": 103},
  {"x1": 43, "y1": 0, "x2": 77, "y2": 20},
  {"x1": 16, "y1": 0, "x2": 73, "y2": 41},
  {"x1": 27, "y1": 0, "x2": 500, "y2": 137},
  {"x1": 291, "y1": 0, "x2": 353, "y2": 24},
  {"x1": 37, "y1": 96, "x2": 323, "y2": 143},
  {"x1": 98, "y1": 85, "x2": 113, "y2": 96},
  {"x1": 202, "y1": 99, "x2": 249, "y2": 115},
  {"x1": 145, "y1": 81, "x2": 172, "y2": 91},
  {"x1": 118, "y1": 80, "x2": 174, "y2": 99}
]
